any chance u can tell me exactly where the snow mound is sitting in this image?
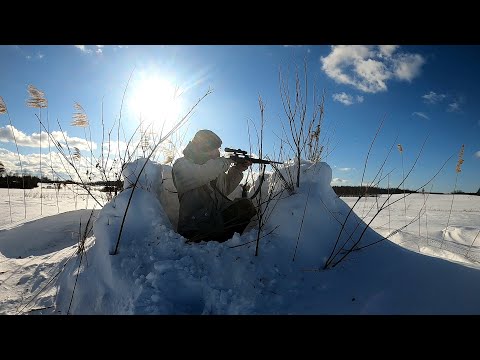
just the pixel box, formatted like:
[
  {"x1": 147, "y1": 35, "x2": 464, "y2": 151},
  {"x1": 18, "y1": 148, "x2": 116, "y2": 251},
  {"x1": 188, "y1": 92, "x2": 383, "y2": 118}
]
[{"x1": 52, "y1": 158, "x2": 480, "y2": 314}]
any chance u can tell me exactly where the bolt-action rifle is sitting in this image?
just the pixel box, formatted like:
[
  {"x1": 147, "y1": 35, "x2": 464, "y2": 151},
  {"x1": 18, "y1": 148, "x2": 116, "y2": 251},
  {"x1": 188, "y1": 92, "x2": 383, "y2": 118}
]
[{"x1": 224, "y1": 148, "x2": 282, "y2": 165}]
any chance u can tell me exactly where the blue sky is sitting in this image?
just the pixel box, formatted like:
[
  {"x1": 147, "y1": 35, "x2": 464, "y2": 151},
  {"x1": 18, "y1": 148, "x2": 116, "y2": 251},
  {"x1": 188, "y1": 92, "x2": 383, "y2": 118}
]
[{"x1": 0, "y1": 45, "x2": 479, "y2": 193}]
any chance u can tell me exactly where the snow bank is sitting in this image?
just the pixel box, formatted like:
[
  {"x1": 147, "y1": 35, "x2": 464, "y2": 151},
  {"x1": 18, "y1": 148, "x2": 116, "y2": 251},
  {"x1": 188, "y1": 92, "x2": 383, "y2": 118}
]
[
  {"x1": 52, "y1": 158, "x2": 480, "y2": 314},
  {"x1": 57, "y1": 158, "x2": 374, "y2": 314},
  {"x1": 56, "y1": 158, "x2": 177, "y2": 313}
]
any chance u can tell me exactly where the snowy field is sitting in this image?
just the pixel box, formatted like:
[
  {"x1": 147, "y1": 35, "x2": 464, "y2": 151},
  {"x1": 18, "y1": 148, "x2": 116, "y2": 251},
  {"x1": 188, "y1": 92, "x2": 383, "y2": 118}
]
[
  {"x1": 342, "y1": 193, "x2": 480, "y2": 264},
  {"x1": 1, "y1": 161, "x2": 480, "y2": 315},
  {"x1": 0, "y1": 185, "x2": 107, "y2": 230}
]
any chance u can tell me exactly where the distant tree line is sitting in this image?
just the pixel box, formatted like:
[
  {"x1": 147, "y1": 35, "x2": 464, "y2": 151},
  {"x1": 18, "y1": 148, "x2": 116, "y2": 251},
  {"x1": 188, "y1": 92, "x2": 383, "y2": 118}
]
[
  {"x1": 332, "y1": 186, "x2": 418, "y2": 197},
  {"x1": 2, "y1": 172, "x2": 476, "y2": 197},
  {"x1": 0, "y1": 174, "x2": 123, "y2": 191},
  {"x1": 333, "y1": 185, "x2": 479, "y2": 197},
  {"x1": 452, "y1": 189, "x2": 480, "y2": 196},
  {"x1": 0, "y1": 174, "x2": 42, "y2": 189}
]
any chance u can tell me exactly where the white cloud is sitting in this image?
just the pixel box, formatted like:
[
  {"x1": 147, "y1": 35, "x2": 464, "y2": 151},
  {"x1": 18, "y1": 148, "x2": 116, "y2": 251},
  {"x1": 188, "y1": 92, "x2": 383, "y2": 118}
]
[
  {"x1": 379, "y1": 45, "x2": 399, "y2": 57},
  {"x1": 0, "y1": 147, "x2": 114, "y2": 181},
  {"x1": 475, "y1": 151, "x2": 480, "y2": 159},
  {"x1": 422, "y1": 92, "x2": 464, "y2": 113},
  {"x1": 0, "y1": 147, "x2": 68, "y2": 178},
  {"x1": 354, "y1": 58, "x2": 389, "y2": 92},
  {"x1": 25, "y1": 52, "x2": 45, "y2": 61},
  {"x1": 331, "y1": 178, "x2": 348, "y2": 184},
  {"x1": 0, "y1": 125, "x2": 96, "y2": 151},
  {"x1": 102, "y1": 140, "x2": 129, "y2": 152},
  {"x1": 322, "y1": 46, "x2": 372, "y2": 89},
  {"x1": 422, "y1": 91, "x2": 446, "y2": 104},
  {"x1": 332, "y1": 92, "x2": 363, "y2": 106},
  {"x1": 412, "y1": 112, "x2": 429, "y2": 120},
  {"x1": 337, "y1": 167, "x2": 352, "y2": 172},
  {"x1": 333, "y1": 93, "x2": 354, "y2": 105},
  {"x1": 321, "y1": 45, "x2": 425, "y2": 93},
  {"x1": 392, "y1": 53, "x2": 424, "y2": 81},
  {"x1": 74, "y1": 45, "x2": 92, "y2": 54},
  {"x1": 75, "y1": 45, "x2": 125, "y2": 55},
  {"x1": 448, "y1": 102, "x2": 460, "y2": 112}
]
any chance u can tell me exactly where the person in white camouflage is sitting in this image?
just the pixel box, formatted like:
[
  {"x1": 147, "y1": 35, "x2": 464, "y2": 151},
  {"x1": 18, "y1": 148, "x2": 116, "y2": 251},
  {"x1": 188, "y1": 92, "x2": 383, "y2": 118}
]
[{"x1": 172, "y1": 130, "x2": 256, "y2": 243}]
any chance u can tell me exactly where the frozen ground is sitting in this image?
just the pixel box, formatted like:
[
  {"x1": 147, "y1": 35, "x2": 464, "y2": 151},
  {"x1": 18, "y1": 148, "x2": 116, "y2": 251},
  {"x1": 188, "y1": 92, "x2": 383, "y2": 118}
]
[{"x1": 1, "y1": 162, "x2": 479, "y2": 315}]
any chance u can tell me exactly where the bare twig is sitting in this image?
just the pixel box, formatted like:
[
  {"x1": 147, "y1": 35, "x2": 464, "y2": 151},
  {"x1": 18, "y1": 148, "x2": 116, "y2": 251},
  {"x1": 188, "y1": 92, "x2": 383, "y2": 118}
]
[
  {"x1": 441, "y1": 144, "x2": 464, "y2": 249},
  {"x1": 327, "y1": 151, "x2": 452, "y2": 269},
  {"x1": 465, "y1": 229, "x2": 480, "y2": 258},
  {"x1": 112, "y1": 88, "x2": 212, "y2": 255},
  {"x1": 323, "y1": 116, "x2": 386, "y2": 269}
]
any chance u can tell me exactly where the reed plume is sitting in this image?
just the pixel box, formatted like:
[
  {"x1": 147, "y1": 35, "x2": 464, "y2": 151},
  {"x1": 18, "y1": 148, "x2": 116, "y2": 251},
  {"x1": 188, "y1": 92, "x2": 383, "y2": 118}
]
[
  {"x1": 26, "y1": 84, "x2": 48, "y2": 215},
  {"x1": 26, "y1": 85, "x2": 48, "y2": 109},
  {"x1": 71, "y1": 102, "x2": 89, "y2": 127},
  {"x1": 0, "y1": 96, "x2": 6, "y2": 114}
]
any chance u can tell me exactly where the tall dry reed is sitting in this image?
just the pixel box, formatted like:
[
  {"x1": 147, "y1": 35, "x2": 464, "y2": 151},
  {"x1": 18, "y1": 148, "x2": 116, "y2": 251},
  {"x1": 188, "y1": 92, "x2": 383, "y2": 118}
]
[
  {"x1": 26, "y1": 85, "x2": 48, "y2": 215},
  {"x1": 0, "y1": 96, "x2": 27, "y2": 218},
  {"x1": 441, "y1": 144, "x2": 464, "y2": 249}
]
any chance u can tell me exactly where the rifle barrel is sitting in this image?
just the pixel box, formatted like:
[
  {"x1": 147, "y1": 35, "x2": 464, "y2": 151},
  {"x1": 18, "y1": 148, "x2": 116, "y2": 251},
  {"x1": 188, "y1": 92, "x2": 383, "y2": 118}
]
[
  {"x1": 225, "y1": 148, "x2": 282, "y2": 165},
  {"x1": 229, "y1": 155, "x2": 282, "y2": 165}
]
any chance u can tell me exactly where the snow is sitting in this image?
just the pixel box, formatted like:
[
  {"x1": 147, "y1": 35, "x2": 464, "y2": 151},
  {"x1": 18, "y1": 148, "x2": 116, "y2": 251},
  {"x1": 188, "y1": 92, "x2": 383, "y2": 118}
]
[{"x1": 1, "y1": 158, "x2": 480, "y2": 314}]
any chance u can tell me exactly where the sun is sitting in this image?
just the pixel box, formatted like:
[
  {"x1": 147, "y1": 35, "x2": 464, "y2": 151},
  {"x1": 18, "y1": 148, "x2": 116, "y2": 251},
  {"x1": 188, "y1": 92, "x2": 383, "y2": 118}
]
[{"x1": 128, "y1": 72, "x2": 183, "y2": 132}]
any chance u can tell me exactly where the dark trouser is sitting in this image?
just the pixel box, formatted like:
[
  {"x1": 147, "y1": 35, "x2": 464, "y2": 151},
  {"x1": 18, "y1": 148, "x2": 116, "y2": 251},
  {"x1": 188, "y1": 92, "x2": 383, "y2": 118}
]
[{"x1": 185, "y1": 199, "x2": 257, "y2": 243}]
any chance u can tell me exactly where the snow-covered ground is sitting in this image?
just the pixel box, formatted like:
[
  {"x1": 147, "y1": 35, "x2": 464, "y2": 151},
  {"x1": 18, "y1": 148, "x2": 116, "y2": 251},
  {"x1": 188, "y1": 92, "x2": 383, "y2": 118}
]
[
  {"x1": 342, "y1": 193, "x2": 480, "y2": 264},
  {"x1": 1, "y1": 160, "x2": 479, "y2": 315},
  {"x1": 0, "y1": 185, "x2": 107, "y2": 230}
]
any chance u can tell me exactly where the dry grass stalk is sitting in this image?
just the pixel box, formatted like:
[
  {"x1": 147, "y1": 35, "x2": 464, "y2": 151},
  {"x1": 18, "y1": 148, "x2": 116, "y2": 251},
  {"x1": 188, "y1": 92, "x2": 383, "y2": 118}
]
[
  {"x1": 279, "y1": 57, "x2": 324, "y2": 188},
  {"x1": 112, "y1": 88, "x2": 213, "y2": 255},
  {"x1": 465, "y1": 229, "x2": 480, "y2": 258},
  {"x1": 0, "y1": 96, "x2": 6, "y2": 114},
  {"x1": 243, "y1": 98, "x2": 286, "y2": 256},
  {"x1": 325, "y1": 136, "x2": 436, "y2": 269},
  {"x1": 140, "y1": 130, "x2": 150, "y2": 156},
  {"x1": 73, "y1": 147, "x2": 81, "y2": 161},
  {"x1": 0, "y1": 161, "x2": 13, "y2": 223},
  {"x1": 442, "y1": 144, "x2": 465, "y2": 248},
  {"x1": 26, "y1": 85, "x2": 48, "y2": 108},
  {"x1": 455, "y1": 144, "x2": 464, "y2": 173},
  {"x1": 0, "y1": 96, "x2": 27, "y2": 218},
  {"x1": 71, "y1": 102, "x2": 89, "y2": 127},
  {"x1": 26, "y1": 84, "x2": 48, "y2": 215},
  {"x1": 398, "y1": 143, "x2": 407, "y2": 226},
  {"x1": 323, "y1": 117, "x2": 387, "y2": 269},
  {"x1": 68, "y1": 209, "x2": 96, "y2": 314}
]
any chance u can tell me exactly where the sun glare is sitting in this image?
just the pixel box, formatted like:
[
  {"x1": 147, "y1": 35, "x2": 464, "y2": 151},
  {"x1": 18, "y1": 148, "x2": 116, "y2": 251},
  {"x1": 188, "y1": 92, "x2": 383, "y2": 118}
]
[{"x1": 128, "y1": 73, "x2": 183, "y2": 132}]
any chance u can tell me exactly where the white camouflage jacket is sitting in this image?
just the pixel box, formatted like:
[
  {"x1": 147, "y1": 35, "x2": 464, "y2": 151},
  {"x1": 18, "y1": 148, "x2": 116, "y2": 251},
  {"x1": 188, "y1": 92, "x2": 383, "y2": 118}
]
[{"x1": 172, "y1": 156, "x2": 243, "y2": 236}]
